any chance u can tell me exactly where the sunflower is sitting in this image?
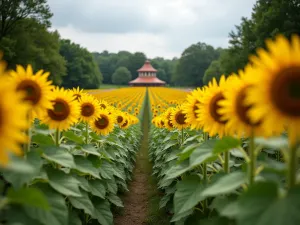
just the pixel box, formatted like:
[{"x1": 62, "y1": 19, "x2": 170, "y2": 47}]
[
  {"x1": 171, "y1": 106, "x2": 189, "y2": 129},
  {"x1": 9, "y1": 65, "x2": 54, "y2": 119},
  {"x1": 163, "y1": 107, "x2": 175, "y2": 130},
  {"x1": 0, "y1": 73, "x2": 29, "y2": 166},
  {"x1": 78, "y1": 93, "x2": 101, "y2": 122},
  {"x1": 120, "y1": 113, "x2": 130, "y2": 129},
  {"x1": 98, "y1": 99, "x2": 109, "y2": 109},
  {"x1": 182, "y1": 88, "x2": 203, "y2": 130},
  {"x1": 196, "y1": 76, "x2": 228, "y2": 138},
  {"x1": 90, "y1": 110, "x2": 115, "y2": 135},
  {"x1": 41, "y1": 87, "x2": 80, "y2": 131},
  {"x1": 245, "y1": 34, "x2": 300, "y2": 144},
  {"x1": 116, "y1": 111, "x2": 126, "y2": 127},
  {"x1": 72, "y1": 87, "x2": 84, "y2": 101},
  {"x1": 218, "y1": 66, "x2": 267, "y2": 138}
]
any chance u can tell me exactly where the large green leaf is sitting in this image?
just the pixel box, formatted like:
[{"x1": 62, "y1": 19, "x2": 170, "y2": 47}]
[
  {"x1": 4, "y1": 206, "x2": 42, "y2": 225},
  {"x1": 25, "y1": 184, "x2": 68, "y2": 225},
  {"x1": 189, "y1": 146, "x2": 218, "y2": 168},
  {"x1": 165, "y1": 160, "x2": 191, "y2": 180},
  {"x1": 174, "y1": 175, "x2": 205, "y2": 214},
  {"x1": 7, "y1": 187, "x2": 49, "y2": 209},
  {"x1": 254, "y1": 136, "x2": 288, "y2": 149},
  {"x1": 42, "y1": 147, "x2": 76, "y2": 168},
  {"x1": 68, "y1": 209, "x2": 81, "y2": 225},
  {"x1": 105, "y1": 177, "x2": 118, "y2": 194},
  {"x1": 73, "y1": 155, "x2": 100, "y2": 179},
  {"x1": 213, "y1": 136, "x2": 241, "y2": 154},
  {"x1": 99, "y1": 161, "x2": 115, "y2": 179},
  {"x1": 0, "y1": 155, "x2": 36, "y2": 174},
  {"x1": 93, "y1": 199, "x2": 113, "y2": 225},
  {"x1": 63, "y1": 131, "x2": 84, "y2": 144},
  {"x1": 68, "y1": 190, "x2": 95, "y2": 217},
  {"x1": 107, "y1": 194, "x2": 123, "y2": 207},
  {"x1": 74, "y1": 175, "x2": 91, "y2": 192},
  {"x1": 202, "y1": 172, "x2": 247, "y2": 197},
  {"x1": 46, "y1": 168, "x2": 82, "y2": 197},
  {"x1": 80, "y1": 144, "x2": 101, "y2": 156},
  {"x1": 31, "y1": 133, "x2": 54, "y2": 146},
  {"x1": 88, "y1": 179, "x2": 106, "y2": 199},
  {"x1": 178, "y1": 142, "x2": 201, "y2": 162}
]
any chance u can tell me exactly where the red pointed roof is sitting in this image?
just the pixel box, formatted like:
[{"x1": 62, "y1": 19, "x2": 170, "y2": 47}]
[
  {"x1": 129, "y1": 76, "x2": 165, "y2": 84},
  {"x1": 137, "y1": 60, "x2": 157, "y2": 72}
]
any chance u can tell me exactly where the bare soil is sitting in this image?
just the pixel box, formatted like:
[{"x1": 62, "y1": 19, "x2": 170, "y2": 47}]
[{"x1": 114, "y1": 97, "x2": 151, "y2": 225}]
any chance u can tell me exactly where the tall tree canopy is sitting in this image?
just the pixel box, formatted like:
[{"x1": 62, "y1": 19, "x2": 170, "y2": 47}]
[
  {"x1": 0, "y1": 0, "x2": 52, "y2": 39},
  {"x1": 173, "y1": 42, "x2": 220, "y2": 86},
  {"x1": 111, "y1": 67, "x2": 132, "y2": 85},
  {"x1": 60, "y1": 39, "x2": 103, "y2": 89}
]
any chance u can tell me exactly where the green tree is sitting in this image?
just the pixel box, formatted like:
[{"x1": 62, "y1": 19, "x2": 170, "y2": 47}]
[
  {"x1": 128, "y1": 52, "x2": 147, "y2": 79},
  {"x1": 173, "y1": 42, "x2": 220, "y2": 86},
  {"x1": 203, "y1": 60, "x2": 223, "y2": 85},
  {"x1": 60, "y1": 39, "x2": 103, "y2": 89},
  {"x1": 157, "y1": 68, "x2": 167, "y2": 81},
  {"x1": 1, "y1": 19, "x2": 66, "y2": 84},
  {"x1": 0, "y1": 0, "x2": 52, "y2": 39},
  {"x1": 111, "y1": 67, "x2": 132, "y2": 85}
]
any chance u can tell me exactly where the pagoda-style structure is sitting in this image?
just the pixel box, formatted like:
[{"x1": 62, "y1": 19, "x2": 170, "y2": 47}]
[{"x1": 128, "y1": 60, "x2": 166, "y2": 86}]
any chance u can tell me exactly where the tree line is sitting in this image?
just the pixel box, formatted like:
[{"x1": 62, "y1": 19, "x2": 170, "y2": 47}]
[{"x1": 1, "y1": 0, "x2": 299, "y2": 88}]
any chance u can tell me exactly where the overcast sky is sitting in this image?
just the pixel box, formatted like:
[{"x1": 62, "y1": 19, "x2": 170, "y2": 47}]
[{"x1": 48, "y1": 0, "x2": 256, "y2": 59}]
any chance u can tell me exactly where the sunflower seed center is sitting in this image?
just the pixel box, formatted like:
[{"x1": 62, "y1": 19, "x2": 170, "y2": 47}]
[
  {"x1": 17, "y1": 80, "x2": 42, "y2": 105},
  {"x1": 209, "y1": 92, "x2": 227, "y2": 124}
]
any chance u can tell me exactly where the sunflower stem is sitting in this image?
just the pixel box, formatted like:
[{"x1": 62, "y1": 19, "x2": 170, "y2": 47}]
[
  {"x1": 224, "y1": 151, "x2": 230, "y2": 173},
  {"x1": 181, "y1": 128, "x2": 184, "y2": 146},
  {"x1": 55, "y1": 129, "x2": 60, "y2": 147},
  {"x1": 85, "y1": 123, "x2": 89, "y2": 144},
  {"x1": 203, "y1": 132, "x2": 208, "y2": 213},
  {"x1": 287, "y1": 144, "x2": 298, "y2": 189},
  {"x1": 23, "y1": 111, "x2": 33, "y2": 157},
  {"x1": 248, "y1": 132, "x2": 256, "y2": 185}
]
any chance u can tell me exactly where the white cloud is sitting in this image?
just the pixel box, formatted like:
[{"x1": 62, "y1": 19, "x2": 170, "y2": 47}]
[{"x1": 48, "y1": 0, "x2": 257, "y2": 58}]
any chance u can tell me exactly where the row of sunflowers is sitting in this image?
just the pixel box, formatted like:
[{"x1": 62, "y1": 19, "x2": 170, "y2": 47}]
[
  {"x1": 0, "y1": 53, "x2": 145, "y2": 225},
  {"x1": 149, "y1": 34, "x2": 300, "y2": 224}
]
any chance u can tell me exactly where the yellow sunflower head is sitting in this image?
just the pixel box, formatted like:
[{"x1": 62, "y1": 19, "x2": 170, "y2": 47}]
[
  {"x1": 41, "y1": 87, "x2": 80, "y2": 131},
  {"x1": 90, "y1": 110, "x2": 115, "y2": 135},
  {"x1": 171, "y1": 106, "x2": 189, "y2": 129},
  {"x1": 246, "y1": 34, "x2": 300, "y2": 144},
  {"x1": 78, "y1": 93, "x2": 101, "y2": 122},
  {"x1": 9, "y1": 65, "x2": 54, "y2": 119},
  {"x1": 182, "y1": 87, "x2": 204, "y2": 130},
  {"x1": 163, "y1": 107, "x2": 175, "y2": 130},
  {"x1": 196, "y1": 76, "x2": 229, "y2": 138},
  {"x1": 218, "y1": 66, "x2": 267, "y2": 138},
  {"x1": 116, "y1": 111, "x2": 126, "y2": 127},
  {"x1": 0, "y1": 63, "x2": 30, "y2": 166},
  {"x1": 72, "y1": 87, "x2": 84, "y2": 101},
  {"x1": 98, "y1": 99, "x2": 109, "y2": 109}
]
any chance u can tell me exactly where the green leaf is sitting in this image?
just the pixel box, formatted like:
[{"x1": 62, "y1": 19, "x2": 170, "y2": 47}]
[
  {"x1": 159, "y1": 194, "x2": 171, "y2": 209},
  {"x1": 171, "y1": 208, "x2": 193, "y2": 222},
  {"x1": 63, "y1": 131, "x2": 84, "y2": 144},
  {"x1": 163, "y1": 140, "x2": 178, "y2": 151},
  {"x1": 80, "y1": 144, "x2": 100, "y2": 156},
  {"x1": 4, "y1": 206, "x2": 42, "y2": 225},
  {"x1": 31, "y1": 133, "x2": 54, "y2": 145},
  {"x1": 213, "y1": 136, "x2": 241, "y2": 154},
  {"x1": 107, "y1": 194, "x2": 123, "y2": 207},
  {"x1": 93, "y1": 199, "x2": 113, "y2": 225},
  {"x1": 25, "y1": 184, "x2": 68, "y2": 225},
  {"x1": 42, "y1": 147, "x2": 76, "y2": 168},
  {"x1": 88, "y1": 179, "x2": 106, "y2": 199},
  {"x1": 202, "y1": 172, "x2": 247, "y2": 197},
  {"x1": 68, "y1": 189, "x2": 95, "y2": 216},
  {"x1": 0, "y1": 155, "x2": 36, "y2": 174},
  {"x1": 165, "y1": 160, "x2": 191, "y2": 180},
  {"x1": 7, "y1": 187, "x2": 49, "y2": 209},
  {"x1": 178, "y1": 142, "x2": 201, "y2": 162},
  {"x1": 105, "y1": 177, "x2": 118, "y2": 194},
  {"x1": 68, "y1": 209, "x2": 81, "y2": 225},
  {"x1": 74, "y1": 175, "x2": 91, "y2": 192},
  {"x1": 254, "y1": 136, "x2": 288, "y2": 149},
  {"x1": 46, "y1": 168, "x2": 82, "y2": 197},
  {"x1": 189, "y1": 144, "x2": 218, "y2": 168},
  {"x1": 73, "y1": 155, "x2": 100, "y2": 179},
  {"x1": 174, "y1": 175, "x2": 205, "y2": 214},
  {"x1": 99, "y1": 161, "x2": 115, "y2": 179}
]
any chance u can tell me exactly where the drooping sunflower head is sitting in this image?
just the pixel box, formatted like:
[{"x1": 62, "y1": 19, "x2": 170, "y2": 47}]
[
  {"x1": 9, "y1": 65, "x2": 54, "y2": 118},
  {"x1": 72, "y1": 87, "x2": 84, "y2": 101},
  {"x1": 218, "y1": 66, "x2": 266, "y2": 138},
  {"x1": 171, "y1": 106, "x2": 189, "y2": 129},
  {"x1": 196, "y1": 76, "x2": 228, "y2": 138},
  {"x1": 78, "y1": 93, "x2": 101, "y2": 122},
  {"x1": 90, "y1": 110, "x2": 115, "y2": 136},
  {"x1": 41, "y1": 87, "x2": 80, "y2": 131},
  {"x1": 182, "y1": 87, "x2": 204, "y2": 130},
  {"x1": 0, "y1": 65, "x2": 30, "y2": 166},
  {"x1": 246, "y1": 34, "x2": 300, "y2": 144}
]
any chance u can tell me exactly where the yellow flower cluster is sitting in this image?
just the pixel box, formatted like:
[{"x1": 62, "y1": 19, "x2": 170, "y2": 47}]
[
  {"x1": 0, "y1": 55, "x2": 141, "y2": 166},
  {"x1": 153, "y1": 35, "x2": 300, "y2": 145}
]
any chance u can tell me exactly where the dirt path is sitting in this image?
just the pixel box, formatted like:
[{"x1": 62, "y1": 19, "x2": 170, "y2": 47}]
[{"x1": 114, "y1": 92, "x2": 151, "y2": 225}]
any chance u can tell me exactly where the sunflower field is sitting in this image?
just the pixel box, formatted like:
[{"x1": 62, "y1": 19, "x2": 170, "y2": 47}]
[
  {"x1": 149, "y1": 34, "x2": 300, "y2": 225},
  {"x1": 0, "y1": 54, "x2": 145, "y2": 225},
  {"x1": 1, "y1": 34, "x2": 300, "y2": 225}
]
